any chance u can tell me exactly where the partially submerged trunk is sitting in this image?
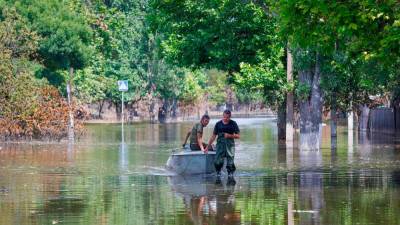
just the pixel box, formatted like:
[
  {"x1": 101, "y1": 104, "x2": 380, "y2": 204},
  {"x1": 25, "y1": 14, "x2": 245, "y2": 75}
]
[
  {"x1": 245, "y1": 103, "x2": 250, "y2": 117},
  {"x1": 158, "y1": 107, "x2": 166, "y2": 123},
  {"x1": 286, "y1": 46, "x2": 294, "y2": 143},
  {"x1": 348, "y1": 110, "x2": 354, "y2": 131},
  {"x1": 158, "y1": 100, "x2": 169, "y2": 123},
  {"x1": 225, "y1": 86, "x2": 234, "y2": 111},
  {"x1": 298, "y1": 54, "x2": 323, "y2": 150},
  {"x1": 359, "y1": 104, "x2": 370, "y2": 132},
  {"x1": 330, "y1": 94, "x2": 337, "y2": 137},
  {"x1": 277, "y1": 99, "x2": 286, "y2": 141},
  {"x1": 171, "y1": 98, "x2": 178, "y2": 119},
  {"x1": 67, "y1": 67, "x2": 74, "y2": 141},
  {"x1": 98, "y1": 99, "x2": 105, "y2": 119},
  {"x1": 115, "y1": 101, "x2": 121, "y2": 121},
  {"x1": 149, "y1": 99, "x2": 156, "y2": 123}
]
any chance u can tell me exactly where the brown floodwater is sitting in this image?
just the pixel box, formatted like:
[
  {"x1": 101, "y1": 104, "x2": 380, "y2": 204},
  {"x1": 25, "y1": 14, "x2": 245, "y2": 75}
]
[{"x1": 0, "y1": 117, "x2": 400, "y2": 225}]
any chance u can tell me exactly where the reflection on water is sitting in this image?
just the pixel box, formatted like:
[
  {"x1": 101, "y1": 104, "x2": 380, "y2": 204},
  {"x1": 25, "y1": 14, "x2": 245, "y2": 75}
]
[
  {"x1": 0, "y1": 118, "x2": 400, "y2": 225},
  {"x1": 169, "y1": 175, "x2": 240, "y2": 225}
]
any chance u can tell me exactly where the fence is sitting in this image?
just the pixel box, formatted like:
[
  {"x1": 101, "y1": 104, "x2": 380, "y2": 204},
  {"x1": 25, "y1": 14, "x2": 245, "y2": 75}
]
[{"x1": 369, "y1": 108, "x2": 395, "y2": 133}]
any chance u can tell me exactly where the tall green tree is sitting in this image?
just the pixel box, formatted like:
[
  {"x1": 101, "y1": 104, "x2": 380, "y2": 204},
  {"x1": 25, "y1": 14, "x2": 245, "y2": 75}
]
[
  {"x1": 149, "y1": 0, "x2": 281, "y2": 111},
  {"x1": 81, "y1": 0, "x2": 188, "y2": 121},
  {"x1": 234, "y1": 54, "x2": 286, "y2": 137},
  {"x1": 274, "y1": 0, "x2": 400, "y2": 149},
  {"x1": 73, "y1": 0, "x2": 149, "y2": 119},
  {"x1": 7, "y1": 0, "x2": 92, "y2": 140},
  {"x1": 0, "y1": 6, "x2": 79, "y2": 140},
  {"x1": 0, "y1": 7, "x2": 41, "y2": 126}
]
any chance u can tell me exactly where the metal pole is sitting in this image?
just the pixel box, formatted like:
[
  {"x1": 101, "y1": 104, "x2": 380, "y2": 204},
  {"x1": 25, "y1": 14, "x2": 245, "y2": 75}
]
[{"x1": 121, "y1": 92, "x2": 124, "y2": 142}]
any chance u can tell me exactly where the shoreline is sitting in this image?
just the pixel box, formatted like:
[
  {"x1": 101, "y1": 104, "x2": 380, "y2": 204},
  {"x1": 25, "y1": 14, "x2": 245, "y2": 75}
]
[{"x1": 84, "y1": 112, "x2": 276, "y2": 124}]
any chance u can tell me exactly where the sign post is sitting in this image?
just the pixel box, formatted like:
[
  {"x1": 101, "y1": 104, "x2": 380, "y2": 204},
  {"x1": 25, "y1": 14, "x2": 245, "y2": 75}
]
[{"x1": 118, "y1": 80, "x2": 128, "y2": 142}]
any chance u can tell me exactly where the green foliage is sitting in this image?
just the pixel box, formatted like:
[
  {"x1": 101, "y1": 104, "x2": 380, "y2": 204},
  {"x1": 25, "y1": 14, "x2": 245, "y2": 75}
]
[
  {"x1": 74, "y1": 67, "x2": 111, "y2": 104},
  {"x1": 204, "y1": 70, "x2": 227, "y2": 106},
  {"x1": 0, "y1": 7, "x2": 81, "y2": 140},
  {"x1": 150, "y1": 0, "x2": 286, "y2": 109},
  {"x1": 11, "y1": 0, "x2": 92, "y2": 70},
  {"x1": 275, "y1": 1, "x2": 400, "y2": 109},
  {"x1": 296, "y1": 82, "x2": 311, "y2": 101},
  {"x1": 149, "y1": 0, "x2": 279, "y2": 72},
  {"x1": 77, "y1": 1, "x2": 183, "y2": 105},
  {"x1": 179, "y1": 71, "x2": 205, "y2": 105},
  {"x1": 1, "y1": 0, "x2": 399, "y2": 138},
  {"x1": 0, "y1": 7, "x2": 41, "y2": 120},
  {"x1": 234, "y1": 54, "x2": 286, "y2": 109}
]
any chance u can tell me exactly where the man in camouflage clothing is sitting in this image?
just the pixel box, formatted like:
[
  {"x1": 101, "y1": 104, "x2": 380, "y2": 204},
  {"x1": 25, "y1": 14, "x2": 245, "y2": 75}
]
[
  {"x1": 182, "y1": 115, "x2": 212, "y2": 152},
  {"x1": 205, "y1": 110, "x2": 240, "y2": 176}
]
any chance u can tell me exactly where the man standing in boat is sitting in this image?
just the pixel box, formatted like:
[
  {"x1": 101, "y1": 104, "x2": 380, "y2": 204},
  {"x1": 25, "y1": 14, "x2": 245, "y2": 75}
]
[
  {"x1": 182, "y1": 114, "x2": 213, "y2": 152},
  {"x1": 205, "y1": 110, "x2": 240, "y2": 176}
]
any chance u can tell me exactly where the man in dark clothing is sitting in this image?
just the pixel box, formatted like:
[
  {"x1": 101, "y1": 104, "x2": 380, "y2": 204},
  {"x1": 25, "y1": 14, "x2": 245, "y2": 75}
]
[
  {"x1": 205, "y1": 110, "x2": 240, "y2": 176},
  {"x1": 182, "y1": 115, "x2": 212, "y2": 152}
]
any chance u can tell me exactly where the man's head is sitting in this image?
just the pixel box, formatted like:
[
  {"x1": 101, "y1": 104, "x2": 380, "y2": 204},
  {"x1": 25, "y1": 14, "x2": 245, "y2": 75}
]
[
  {"x1": 200, "y1": 114, "x2": 210, "y2": 126},
  {"x1": 222, "y1": 109, "x2": 231, "y2": 123}
]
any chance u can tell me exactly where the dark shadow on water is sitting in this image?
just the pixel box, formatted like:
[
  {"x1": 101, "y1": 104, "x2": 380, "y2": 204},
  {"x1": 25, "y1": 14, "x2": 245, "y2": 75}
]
[
  {"x1": 391, "y1": 170, "x2": 400, "y2": 186},
  {"x1": 359, "y1": 130, "x2": 398, "y2": 146},
  {"x1": 43, "y1": 197, "x2": 86, "y2": 214},
  {"x1": 277, "y1": 141, "x2": 287, "y2": 164}
]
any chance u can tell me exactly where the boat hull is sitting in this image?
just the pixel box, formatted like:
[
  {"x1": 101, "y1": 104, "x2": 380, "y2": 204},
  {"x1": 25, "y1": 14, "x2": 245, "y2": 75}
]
[{"x1": 166, "y1": 151, "x2": 217, "y2": 175}]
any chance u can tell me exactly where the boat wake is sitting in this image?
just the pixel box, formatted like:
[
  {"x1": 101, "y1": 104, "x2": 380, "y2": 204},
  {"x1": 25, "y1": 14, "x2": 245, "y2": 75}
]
[{"x1": 139, "y1": 166, "x2": 176, "y2": 176}]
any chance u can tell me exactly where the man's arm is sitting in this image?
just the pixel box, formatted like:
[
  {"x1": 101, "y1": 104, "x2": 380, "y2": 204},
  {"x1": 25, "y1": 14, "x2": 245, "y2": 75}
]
[
  {"x1": 224, "y1": 121, "x2": 240, "y2": 139},
  {"x1": 205, "y1": 134, "x2": 217, "y2": 153},
  {"x1": 182, "y1": 131, "x2": 191, "y2": 146},
  {"x1": 224, "y1": 133, "x2": 240, "y2": 139}
]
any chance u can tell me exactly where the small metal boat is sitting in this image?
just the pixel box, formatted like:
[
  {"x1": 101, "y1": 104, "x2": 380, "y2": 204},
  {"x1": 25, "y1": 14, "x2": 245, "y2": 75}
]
[{"x1": 166, "y1": 147, "x2": 217, "y2": 175}]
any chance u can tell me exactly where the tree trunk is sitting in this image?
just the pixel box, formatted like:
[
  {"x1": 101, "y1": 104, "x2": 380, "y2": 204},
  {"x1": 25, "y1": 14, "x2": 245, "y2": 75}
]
[
  {"x1": 115, "y1": 102, "x2": 121, "y2": 121},
  {"x1": 98, "y1": 99, "x2": 105, "y2": 119},
  {"x1": 330, "y1": 94, "x2": 337, "y2": 137},
  {"x1": 171, "y1": 98, "x2": 178, "y2": 119},
  {"x1": 348, "y1": 110, "x2": 354, "y2": 130},
  {"x1": 225, "y1": 86, "x2": 234, "y2": 111},
  {"x1": 359, "y1": 104, "x2": 370, "y2": 132},
  {"x1": 204, "y1": 93, "x2": 210, "y2": 115},
  {"x1": 298, "y1": 54, "x2": 323, "y2": 150},
  {"x1": 67, "y1": 67, "x2": 74, "y2": 141},
  {"x1": 158, "y1": 100, "x2": 169, "y2": 123},
  {"x1": 277, "y1": 99, "x2": 287, "y2": 140},
  {"x1": 246, "y1": 103, "x2": 250, "y2": 117},
  {"x1": 286, "y1": 47, "x2": 294, "y2": 143},
  {"x1": 149, "y1": 98, "x2": 156, "y2": 123}
]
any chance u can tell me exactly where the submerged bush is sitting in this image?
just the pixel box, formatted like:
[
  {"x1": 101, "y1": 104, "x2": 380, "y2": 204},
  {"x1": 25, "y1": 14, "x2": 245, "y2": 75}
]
[
  {"x1": 0, "y1": 7, "x2": 85, "y2": 141},
  {"x1": 0, "y1": 85, "x2": 86, "y2": 141}
]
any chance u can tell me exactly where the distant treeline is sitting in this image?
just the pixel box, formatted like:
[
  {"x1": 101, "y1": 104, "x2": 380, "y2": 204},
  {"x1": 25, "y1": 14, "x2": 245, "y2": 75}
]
[
  {"x1": 0, "y1": 0, "x2": 399, "y2": 142},
  {"x1": 0, "y1": 0, "x2": 264, "y2": 140}
]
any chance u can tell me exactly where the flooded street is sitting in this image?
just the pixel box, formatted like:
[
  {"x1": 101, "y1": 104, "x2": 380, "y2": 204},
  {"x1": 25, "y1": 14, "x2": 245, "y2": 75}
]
[{"x1": 1, "y1": 118, "x2": 400, "y2": 225}]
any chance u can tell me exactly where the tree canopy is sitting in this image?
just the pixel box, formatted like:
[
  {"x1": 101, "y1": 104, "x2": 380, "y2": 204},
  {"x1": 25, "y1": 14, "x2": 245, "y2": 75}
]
[
  {"x1": 149, "y1": 0, "x2": 280, "y2": 72},
  {"x1": 0, "y1": 0, "x2": 399, "y2": 140}
]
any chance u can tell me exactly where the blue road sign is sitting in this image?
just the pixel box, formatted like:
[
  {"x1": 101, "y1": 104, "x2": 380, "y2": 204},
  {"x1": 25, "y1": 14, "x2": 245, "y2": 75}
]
[{"x1": 118, "y1": 80, "x2": 128, "y2": 92}]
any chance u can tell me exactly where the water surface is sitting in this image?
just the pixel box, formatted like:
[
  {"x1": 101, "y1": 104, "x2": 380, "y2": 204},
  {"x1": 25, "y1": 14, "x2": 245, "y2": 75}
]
[{"x1": 1, "y1": 118, "x2": 400, "y2": 225}]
